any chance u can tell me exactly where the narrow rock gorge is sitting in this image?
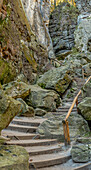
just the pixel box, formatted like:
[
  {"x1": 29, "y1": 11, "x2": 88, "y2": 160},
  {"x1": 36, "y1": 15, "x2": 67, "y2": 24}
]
[{"x1": 0, "y1": 0, "x2": 91, "y2": 169}]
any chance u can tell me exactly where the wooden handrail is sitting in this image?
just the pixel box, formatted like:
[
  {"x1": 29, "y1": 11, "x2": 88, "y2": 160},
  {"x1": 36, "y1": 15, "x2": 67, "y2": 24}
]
[
  {"x1": 65, "y1": 75, "x2": 91, "y2": 121},
  {"x1": 63, "y1": 75, "x2": 91, "y2": 146}
]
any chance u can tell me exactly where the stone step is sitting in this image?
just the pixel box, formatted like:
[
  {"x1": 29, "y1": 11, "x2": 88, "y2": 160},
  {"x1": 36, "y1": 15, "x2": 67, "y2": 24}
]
[
  {"x1": 29, "y1": 149, "x2": 71, "y2": 168},
  {"x1": 2, "y1": 130, "x2": 39, "y2": 140},
  {"x1": 39, "y1": 161, "x2": 91, "y2": 170},
  {"x1": 6, "y1": 124, "x2": 37, "y2": 133},
  {"x1": 56, "y1": 108, "x2": 77, "y2": 112},
  {"x1": 7, "y1": 139, "x2": 57, "y2": 147},
  {"x1": 25, "y1": 143, "x2": 63, "y2": 156},
  {"x1": 56, "y1": 109, "x2": 77, "y2": 113},
  {"x1": 58, "y1": 106, "x2": 76, "y2": 109},
  {"x1": 63, "y1": 98, "x2": 82, "y2": 103},
  {"x1": 11, "y1": 119, "x2": 40, "y2": 127},
  {"x1": 74, "y1": 162, "x2": 91, "y2": 170}
]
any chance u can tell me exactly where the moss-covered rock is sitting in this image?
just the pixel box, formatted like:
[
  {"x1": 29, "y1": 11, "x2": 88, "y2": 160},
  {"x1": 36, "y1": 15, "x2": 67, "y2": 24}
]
[
  {"x1": 0, "y1": 145, "x2": 29, "y2": 170},
  {"x1": 3, "y1": 81, "x2": 31, "y2": 99},
  {"x1": 37, "y1": 111, "x2": 90, "y2": 141},
  {"x1": 0, "y1": 57, "x2": 16, "y2": 84},
  {"x1": 71, "y1": 144, "x2": 90, "y2": 163},
  {"x1": 78, "y1": 97, "x2": 91, "y2": 121},
  {"x1": 0, "y1": 0, "x2": 48, "y2": 84},
  {"x1": 82, "y1": 81, "x2": 91, "y2": 98},
  {"x1": 16, "y1": 98, "x2": 34, "y2": 117},
  {"x1": 37, "y1": 66, "x2": 72, "y2": 95},
  {"x1": 35, "y1": 108, "x2": 47, "y2": 116},
  {"x1": 0, "y1": 90, "x2": 22, "y2": 134},
  {"x1": 25, "y1": 85, "x2": 61, "y2": 112}
]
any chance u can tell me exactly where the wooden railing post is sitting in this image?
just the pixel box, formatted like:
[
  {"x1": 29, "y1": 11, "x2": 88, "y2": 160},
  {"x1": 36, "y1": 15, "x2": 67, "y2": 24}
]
[
  {"x1": 82, "y1": 68, "x2": 85, "y2": 79},
  {"x1": 62, "y1": 76, "x2": 91, "y2": 146},
  {"x1": 62, "y1": 120, "x2": 70, "y2": 146}
]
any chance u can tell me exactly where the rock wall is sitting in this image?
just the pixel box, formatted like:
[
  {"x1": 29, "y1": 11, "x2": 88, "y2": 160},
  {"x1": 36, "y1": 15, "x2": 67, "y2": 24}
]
[
  {"x1": 49, "y1": 2, "x2": 79, "y2": 60},
  {"x1": 21, "y1": 0, "x2": 55, "y2": 59},
  {"x1": 49, "y1": 0, "x2": 91, "y2": 61},
  {"x1": 75, "y1": 0, "x2": 91, "y2": 13},
  {"x1": 0, "y1": 0, "x2": 53, "y2": 84}
]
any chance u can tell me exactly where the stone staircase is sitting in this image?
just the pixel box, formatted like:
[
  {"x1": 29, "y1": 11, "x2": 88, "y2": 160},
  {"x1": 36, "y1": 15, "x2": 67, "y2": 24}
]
[{"x1": 1, "y1": 78, "x2": 91, "y2": 170}]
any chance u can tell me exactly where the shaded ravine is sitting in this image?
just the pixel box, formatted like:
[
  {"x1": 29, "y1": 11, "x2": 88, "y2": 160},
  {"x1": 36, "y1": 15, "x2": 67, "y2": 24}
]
[{"x1": 1, "y1": 78, "x2": 91, "y2": 169}]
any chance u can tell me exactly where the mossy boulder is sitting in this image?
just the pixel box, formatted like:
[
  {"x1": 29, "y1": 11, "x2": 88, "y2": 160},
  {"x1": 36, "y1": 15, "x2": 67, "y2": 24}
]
[
  {"x1": 25, "y1": 85, "x2": 61, "y2": 112},
  {"x1": 0, "y1": 145, "x2": 29, "y2": 170},
  {"x1": 35, "y1": 108, "x2": 47, "y2": 116},
  {"x1": 78, "y1": 97, "x2": 91, "y2": 121},
  {"x1": 82, "y1": 81, "x2": 91, "y2": 98},
  {"x1": 37, "y1": 66, "x2": 72, "y2": 95},
  {"x1": 37, "y1": 111, "x2": 90, "y2": 141},
  {"x1": 0, "y1": 57, "x2": 16, "y2": 84},
  {"x1": 3, "y1": 81, "x2": 31, "y2": 99},
  {"x1": 16, "y1": 98, "x2": 34, "y2": 117},
  {"x1": 0, "y1": 90, "x2": 22, "y2": 134},
  {"x1": 71, "y1": 144, "x2": 90, "y2": 163}
]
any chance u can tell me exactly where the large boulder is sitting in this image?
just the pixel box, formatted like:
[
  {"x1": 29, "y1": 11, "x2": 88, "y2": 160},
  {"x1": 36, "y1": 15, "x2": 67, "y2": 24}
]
[
  {"x1": 63, "y1": 46, "x2": 91, "y2": 77},
  {"x1": 71, "y1": 135, "x2": 91, "y2": 163},
  {"x1": 71, "y1": 144, "x2": 90, "y2": 163},
  {"x1": 82, "y1": 82, "x2": 91, "y2": 98},
  {"x1": 37, "y1": 66, "x2": 72, "y2": 95},
  {"x1": 78, "y1": 97, "x2": 91, "y2": 121},
  {"x1": 0, "y1": 145, "x2": 29, "y2": 170},
  {"x1": 37, "y1": 112, "x2": 90, "y2": 141},
  {"x1": 0, "y1": 90, "x2": 22, "y2": 134},
  {"x1": 25, "y1": 85, "x2": 61, "y2": 112},
  {"x1": 3, "y1": 81, "x2": 31, "y2": 99},
  {"x1": 35, "y1": 108, "x2": 47, "y2": 116},
  {"x1": 74, "y1": 16, "x2": 91, "y2": 55},
  {"x1": 16, "y1": 98, "x2": 34, "y2": 117}
]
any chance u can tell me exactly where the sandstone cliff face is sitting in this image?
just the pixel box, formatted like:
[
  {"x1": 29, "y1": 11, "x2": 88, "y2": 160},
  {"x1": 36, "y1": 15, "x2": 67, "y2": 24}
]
[
  {"x1": 21, "y1": 0, "x2": 55, "y2": 59},
  {"x1": 0, "y1": 0, "x2": 53, "y2": 84}
]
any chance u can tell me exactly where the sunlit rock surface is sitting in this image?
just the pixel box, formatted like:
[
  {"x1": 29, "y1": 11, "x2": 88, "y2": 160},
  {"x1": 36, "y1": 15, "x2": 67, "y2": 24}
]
[{"x1": 0, "y1": 90, "x2": 22, "y2": 134}]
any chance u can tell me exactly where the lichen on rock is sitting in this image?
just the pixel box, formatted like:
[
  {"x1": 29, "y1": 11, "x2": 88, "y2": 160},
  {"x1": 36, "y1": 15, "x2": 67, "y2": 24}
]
[
  {"x1": 0, "y1": 145, "x2": 29, "y2": 170},
  {"x1": 0, "y1": 89, "x2": 22, "y2": 134}
]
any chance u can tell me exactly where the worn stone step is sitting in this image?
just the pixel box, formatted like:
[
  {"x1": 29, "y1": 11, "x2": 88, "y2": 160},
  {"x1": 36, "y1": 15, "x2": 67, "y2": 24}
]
[
  {"x1": 58, "y1": 106, "x2": 76, "y2": 109},
  {"x1": 7, "y1": 139, "x2": 57, "y2": 147},
  {"x1": 63, "y1": 99, "x2": 82, "y2": 103},
  {"x1": 57, "y1": 108, "x2": 77, "y2": 111},
  {"x1": 1, "y1": 130, "x2": 39, "y2": 140},
  {"x1": 29, "y1": 149, "x2": 71, "y2": 168},
  {"x1": 39, "y1": 161, "x2": 91, "y2": 170},
  {"x1": 11, "y1": 119, "x2": 40, "y2": 127},
  {"x1": 25, "y1": 143, "x2": 63, "y2": 156},
  {"x1": 56, "y1": 109, "x2": 77, "y2": 113},
  {"x1": 6, "y1": 124, "x2": 37, "y2": 133},
  {"x1": 74, "y1": 162, "x2": 91, "y2": 170}
]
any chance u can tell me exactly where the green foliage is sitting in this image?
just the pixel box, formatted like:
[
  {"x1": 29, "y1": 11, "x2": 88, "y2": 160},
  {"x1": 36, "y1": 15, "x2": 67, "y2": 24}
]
[{"x1": 38, "y1": 83, "x2": 46, "y2": 89}]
